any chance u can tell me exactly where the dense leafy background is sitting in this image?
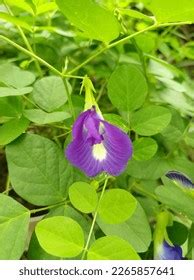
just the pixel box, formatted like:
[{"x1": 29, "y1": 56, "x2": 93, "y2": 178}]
[{"x1": 0, "y1": 0, "x2": 194, "y2": 260}]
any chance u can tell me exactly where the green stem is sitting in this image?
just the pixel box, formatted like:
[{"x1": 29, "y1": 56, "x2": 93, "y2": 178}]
[
  {"x1": 63, "y1": 78, "x2": 76, "y2": 120},
  {"x1": 3, "y1": 1, "x2": 43, "y2": 76},
  {"x1": 0, "y1": 35, "x2": 83, "y2": 80},
  {"x1": 30, "y1": 200, "x2": 67, "y2": 214},
  {"x1": 81, "y1": 177, "x2": 109, "y2": 260},
  {"x1": 68, "y1": 21, "x2": 192, "y2": 75}
]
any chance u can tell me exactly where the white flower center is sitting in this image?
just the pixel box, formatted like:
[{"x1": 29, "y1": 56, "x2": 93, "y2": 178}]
[{"x1": 92, "y1": 143, "x2": 107, "y2": 161}]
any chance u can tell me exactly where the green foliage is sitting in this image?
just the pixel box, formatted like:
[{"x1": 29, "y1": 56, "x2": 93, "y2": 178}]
[
  {"x1": 107, "y1": 65, "x2": 148, "y2": 112},
  {"x1": 0, "y1": 0, "x2": 194, "y2": 260},
  {"x1": 0, "y1": 194, "x2": 30, "y2": 260},
  {"x1": 87, "y1": 236, "x2": 140, "y2": 260},
  {"x1": 6, "y1": 134, "x2": 70, "y2": 205},
  {"x1": 69, "y1": 182, "x2": 98, "y2": 213},
  {"x1": 24, "y1": 109, "x2": 71, "y2": 124},
  {"x1": 131, "y1": 105, "x2": 172, "y2": 136},
  {"x1": 36, "y1": 216, "x2": 84, "y2": 258},
  {"x1": 98, "y1": 189, "x2": 137, "y2": 224},
  {"x1": 55, "y1": 0, "x2": 120, "y2": 42},
  {"x1": 97, "y1": 202, "x2": 152, "y2": 252},
  {"x1": 133, "y1": 137, "x2": 158, "y2": 161},
  {"x1": 147, "y1": 0, "x2": 194, "y2": 23},
  {"x1": 32, "y1": 76, "x2": 70, "y2": 112}
]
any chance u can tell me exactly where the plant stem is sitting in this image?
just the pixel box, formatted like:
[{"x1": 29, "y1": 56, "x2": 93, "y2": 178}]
[
  {"x1": 4, "y1": 175, "x2": 10, "y2": 195},
  {"x1": 68, "y1": 20, "x2": 193, "y2": 75},
  {"x1": 0, "y1": 35, "x2": 83, "y2": 80},
  {"x1": 3, "y1": 1, "x2": 43, "y2": 76},
  {"x1": 63, "y1": 78, "x2": 76, "y2": 120},
  {"x1": 30, "y1": 200, "x2": 67, "y2": 214},
  {"x1": 81, "y1": 176, "x2": 109, "y2": 260}
]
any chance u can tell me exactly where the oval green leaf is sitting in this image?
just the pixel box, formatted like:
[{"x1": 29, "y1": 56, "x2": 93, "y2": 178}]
[
  {"x1": 24, "y1": 109, "x2": 71, "y2": 124},
  {"x1": 69, "y1": 182, "x2": 98, "y2": 214},
  {"x1": 87, "y1": 236, "x2": 140, "y2": 260},
  {"x1": 6, "y1": 133, "x2": 70, "y2": 205},
  {"x1": 133, "y1": 137, "x2": 158, "y2": 161},
  {"x1": 108, "y1": 64, "x2": 148, "y2": 112},
  {"x1": 32, "y1": 76, "x2": 70, "y2": 112},
  {"x1": 98, "y1": 189, "x2": 137, "y2": 224},
  {"x1": 36, "y1": 217, "x2": 84, "y2": 258},
  {"x1": 131, "y1": 105, "x2": 172, "y2": 136}
]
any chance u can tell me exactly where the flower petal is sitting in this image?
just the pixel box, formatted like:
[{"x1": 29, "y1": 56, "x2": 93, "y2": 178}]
[
  {"x1": 102, "y1": 121, "x2": 133, "y2": 176},
  {"x1": 72, "y1": 110, "x2": 89, "y2": 139},
  {"x1": 158, "y1": 241, "x2": 183, "y2": 260},
  {"x1": 66, "y1": 137, "x2": 104, "y2": 177}
]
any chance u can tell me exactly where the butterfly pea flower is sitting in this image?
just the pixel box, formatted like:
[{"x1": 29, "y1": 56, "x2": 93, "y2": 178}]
[
  {"x1": 166, "y1": 170, "x2": 194, "y2": 188},
  {"x1": 66, "y1": 106, "x2": 132, "y2": 177},
  {"x1": 156, "y1": 240, "x2": 184, "y2": 260}
]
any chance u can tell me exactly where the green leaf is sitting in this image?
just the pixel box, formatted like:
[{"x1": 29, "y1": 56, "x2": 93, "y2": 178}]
[
  {"x1": 0, "y1": 63, "x2": 35, "y2": 88},
  {"x1": 161, "y1": 108, "x2": 186, "y2": 143},
  {"x1": 0, "y1": 12, "x2": 32, "y2": 31},
  {"x1": 48, "y1": 205, "x2": 95, "y2": 245},
  {"x1": 167, "y1": 222, "x2": 188, "y2": 246},
  {"x1": 87, "y1": 236, "x2": 140, "y2": 260},
  {"x1": 104, "y1": 113, "x2": 129, "y2": 133},
  {"x1": 131, "y1": 105, "x2": 172, "y2": 136},
  {"x1": 24, "y1": 109, "x2": 71, "y2": 124},
  {"x1": 0, "y1": 96, "x2": 22, "y2": 120},
  {"x1": 0, "y1": 116, "x2": 29, "y2": 146},
  {"x1": 6, "y1": 133, "x2": 70, "y2": 205},
  {"x1": 118, "y1": 8, "x2": 154, "y2": 23},
  {"x1": 36, "y1": 217, "x2": 84, "y2": 258},
  {"x1": 155, "y1": 184, "x2": 194, "y2": 222},
  {"x1": 188, "y1": 224, "x2": 194, "y2": 259},
  {"x1": 69, "y1": 182, "x2": 98, "y2": 214},
  {"x1": 0, "y1": 87, "x2": 32, "y2": 97},
  {"x1": 6, "y1": 0, "x2": 34, "y2": 14},
  {"x1": 133, "y1": 137, "x2": 158, "y2": 161},
  {"x1": 98, "y1": 189, "x2": 137, "y2": 224},
  {"x1": 147, "y1": 0, "x2": 194, "y2": 23},
  {"x1": 32, "y1": 76, "x2": 69, "y2": 112},
  {"x1": 0, "y1": 194, "x2": 30, "y2": 260},
  {"x1": 97, "y1": 202, "x2": 152, "y2": 253},
  {"x1": 55, "y1": 0, "x2": 120, "y2": 43},
  {"x1": 107, "y1": 64, "x2": 148, "y2": 112},
  {"x1": 127, "y1": 155, "x2": 170, "y2": 180}
]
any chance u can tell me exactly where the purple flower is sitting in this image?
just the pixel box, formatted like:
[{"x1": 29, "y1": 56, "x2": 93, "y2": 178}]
[
  {"x1": 66, "y1": 107, "x2": 132, "y2": 177},
  {"x1": 156, "y1": 241, "x2": 184, "y2": 260}
]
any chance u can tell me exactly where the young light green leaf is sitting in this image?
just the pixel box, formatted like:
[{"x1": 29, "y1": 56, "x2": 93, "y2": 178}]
[
  {"x1": 24, "y1": 109, "x2": 71, "y2": 124},
  {"x1": 155, "y1": 184, "x2": 194, "y2": 222},
  {"x1": 0, "y1": 87, "x2": 32, "y2": 97},
  {"x1": 55, "y1": 0, "x2": 120, "y2": 43},
  {"x1": 36, "y1": 217, "x2": 84, "y2": 258},
  {"x1": 0, "y1": 63, "x2": 35, "y2": 88},
  {"x1": 0, "y1": 12, "x2": 32, "y2": 31},
  {"x1": 133, "y1": 137, "x2": 158, "y2": 161},
  {"x1": 32, "y1": 76, "x2": 70, "y2": 112},
  {"x1": 0, "y1": 116, "x2": 29, "y2": 145},
  {"x1": 0, "y1": 194, "x2": 30, "y2": 260},
  {"x1": 108, "y1": 65, "x2": 148, "y2": 112},
  {"x1": 6, "y1": 134, "x2": 70, "y2": 205},
  {"x1": 131, "y1": 105, "x2": 172, "y2": 136},
  {"x1": 98, "y1": 189, "x2": 137, "y2": 224},
  {"x1": 69, "y1": 182, "x2": 98, "y2": 213},
  {"x1": 147, "y1": 0, "x2": 194, "y2": 23},
  {"x1": 97, "y1": 202, "x2": 151, "y2": 253},
  {"x1": 87, "y1": 236, "x2": 140, "y2": 260},
  {"x1": 118, "y1": 8, "x2": 154, "y2": 23}
]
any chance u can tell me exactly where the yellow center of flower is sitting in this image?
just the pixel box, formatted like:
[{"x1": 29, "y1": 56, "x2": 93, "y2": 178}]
[{"x1": 92, "y1": 143, "x2": 107, "y2": 161}]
